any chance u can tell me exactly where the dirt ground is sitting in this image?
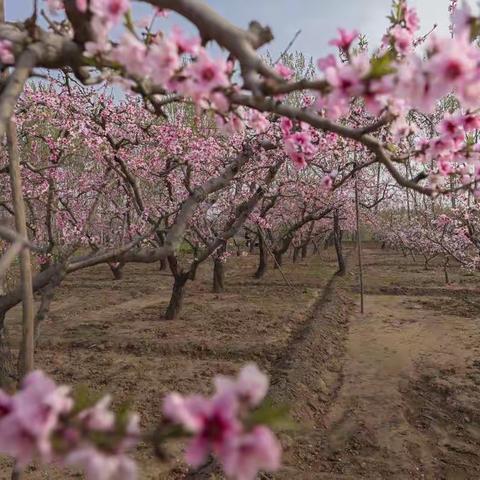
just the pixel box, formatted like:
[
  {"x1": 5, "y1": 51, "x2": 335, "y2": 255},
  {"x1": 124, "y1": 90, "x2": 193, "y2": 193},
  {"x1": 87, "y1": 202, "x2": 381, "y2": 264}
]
[
  {"x1": 278, "y1": 246, "x2": 480, "y2": 480},
  {"x1": 2, "y1": 245, "x2": 480, "y2": 479}
]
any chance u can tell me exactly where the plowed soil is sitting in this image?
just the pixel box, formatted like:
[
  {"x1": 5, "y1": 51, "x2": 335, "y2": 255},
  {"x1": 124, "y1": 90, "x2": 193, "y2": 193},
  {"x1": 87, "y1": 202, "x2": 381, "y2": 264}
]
[{"x1": 2, "y1": 245, "x2": 480, "y2": 480}]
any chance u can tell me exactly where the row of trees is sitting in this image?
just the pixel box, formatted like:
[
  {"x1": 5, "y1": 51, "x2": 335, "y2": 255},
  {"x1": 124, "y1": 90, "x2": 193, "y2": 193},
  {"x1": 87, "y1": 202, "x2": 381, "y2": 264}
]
[{"x1": 0, "y1": 0, "x2": 479, "y2": 478}]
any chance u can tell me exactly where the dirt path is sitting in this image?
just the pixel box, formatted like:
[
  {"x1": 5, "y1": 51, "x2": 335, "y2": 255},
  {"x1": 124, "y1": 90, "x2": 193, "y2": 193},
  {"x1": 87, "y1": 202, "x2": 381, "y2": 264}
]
[{"x1": 309, "y1": 247, "x2": 480, "y2": 479}]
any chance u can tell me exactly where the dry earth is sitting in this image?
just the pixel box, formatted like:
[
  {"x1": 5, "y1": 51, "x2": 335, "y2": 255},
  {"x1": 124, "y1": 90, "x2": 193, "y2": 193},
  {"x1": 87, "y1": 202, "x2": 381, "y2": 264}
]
[{"x1": 1, "y1": 245, "x2": 480, "y2": 479}]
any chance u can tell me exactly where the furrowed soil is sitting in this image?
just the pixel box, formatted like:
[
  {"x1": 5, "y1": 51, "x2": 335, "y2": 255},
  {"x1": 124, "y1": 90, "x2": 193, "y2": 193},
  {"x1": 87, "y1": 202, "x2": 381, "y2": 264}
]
[{"x1": 2, "y1": 245, "x2": 480, "y2": 479}]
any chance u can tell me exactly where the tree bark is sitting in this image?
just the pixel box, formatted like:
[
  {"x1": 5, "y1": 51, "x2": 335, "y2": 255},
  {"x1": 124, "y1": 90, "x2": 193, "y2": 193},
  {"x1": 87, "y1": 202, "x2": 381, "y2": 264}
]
[
  {"x1": 159, "y1": 258, "x2": 167, "y2": 271},
  {"x1": 301, "y1": 243, "x2": 308, "y2": 259},
  {"x1": 292, "y1": 247, "x2": 300, "y2": 263},
  {"x1": 213, "y1": 258, "x2": 225, "y2": 293},
  {"x1": 7, "y1": 121, "x2": 34, "y2": 377},
  {"x1": 33, "y1": 270, "x2": 64, "y2": 347},
  {"x1": 444, "y1": 257, "x2": 450, "y2": 285},
  {"x1": 109, "y1": 261, "x2": 124, "y2": 280},
  {"x1": 165, "y1": 274, "x2": 188, "y2": 320},
  {"x1": 249, "y1": 235, "x2": 256, "y2": 253},
  {"x1": 254, "y1": 230, "x2": 268, "y2": 279}
]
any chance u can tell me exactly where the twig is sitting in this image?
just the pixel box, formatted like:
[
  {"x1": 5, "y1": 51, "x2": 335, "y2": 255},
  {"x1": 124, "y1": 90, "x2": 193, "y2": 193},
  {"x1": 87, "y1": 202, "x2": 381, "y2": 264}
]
[{"x1": 274, "y1": 29, "x2": 302, "y2": 65}]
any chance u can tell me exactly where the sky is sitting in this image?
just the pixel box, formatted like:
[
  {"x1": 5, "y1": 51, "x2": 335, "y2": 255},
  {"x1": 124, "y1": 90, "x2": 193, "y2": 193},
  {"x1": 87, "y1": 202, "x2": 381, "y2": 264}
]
[{"x1": 6, "y1": 0, "x2": 452, "y2": 59}]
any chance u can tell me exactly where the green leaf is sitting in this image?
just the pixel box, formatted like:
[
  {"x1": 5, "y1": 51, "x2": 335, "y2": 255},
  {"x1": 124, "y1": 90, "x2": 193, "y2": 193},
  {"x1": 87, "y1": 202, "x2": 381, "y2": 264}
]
[
  {"x1": 247, "y1": 399, "x2": 295, "y2": 430},
  {"x1": 115, "y1": 400, "x2": 134, "y2": 432},
  {"x1": 71, "y1": 384, "x2": 103, "y2": 415},
  {"x1": 368, "y1": 51, "x2": 396, "y2": 80}
]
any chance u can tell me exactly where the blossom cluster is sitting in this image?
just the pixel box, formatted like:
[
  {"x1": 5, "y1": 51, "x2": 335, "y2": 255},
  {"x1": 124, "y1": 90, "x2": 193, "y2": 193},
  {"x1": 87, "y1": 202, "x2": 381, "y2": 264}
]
[
  {"x1": 0, "y1": 365, "x2": 282, "y2": 480},
  {"x1": 0, "y1": 371, "x2": 139, "y2": 480},
  {"x1": 163, "y1": 363, "x2": 282, "y2": 480},
  {"x1": 35, "y1": 0, "x2": 480, "y2": 186}
]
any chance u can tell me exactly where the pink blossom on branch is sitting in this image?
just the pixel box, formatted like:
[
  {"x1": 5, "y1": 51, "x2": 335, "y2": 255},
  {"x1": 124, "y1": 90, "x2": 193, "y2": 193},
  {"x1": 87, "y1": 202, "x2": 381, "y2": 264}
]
[
  {"x1": 0, "y1": 365, "x2": 281, "y2": 480},
  {"x1": 90, "y1": 0, "x2": 130, "y2": 25},
  {"x1": 163, "y1": 363, "x2": 282, "y2": 480},
  {"x1": 329, "y1": 28, "x2": 359, "y2": 50}
]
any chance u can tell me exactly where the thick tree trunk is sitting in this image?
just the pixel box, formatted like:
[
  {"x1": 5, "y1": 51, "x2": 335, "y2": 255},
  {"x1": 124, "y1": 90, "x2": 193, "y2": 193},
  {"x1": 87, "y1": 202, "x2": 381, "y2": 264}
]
[
  {"x1": 444, "y1": 257, "x2": 450, "y2": 285},
  {"x1": 292, "y1": 247, "x2": 300, "y2": 263},
  {"x1": 109, "y1": 261, "x2": 124, "y2": 280},
  {"x1": 254, "y1": 231, "x2": 268, "y2": 279},
  {"x1": 7, "y1": 120, "x2": 34, "y2": 377},
  {"x1": 165, "y1": 274, "x2": 188, "y2": 320},
  {"x1": 301, "y1": 244, "x2": 308, "y2": 259},
  {"x1": 324, "y1": 232, "x2": 334, "y2": 249},
  {"x1": 424, "y1": 256, "x2": 430, "y2": 270},
  {"x1": 249, "y1": 236, "x2": 256, "y2": 253},
  {"x1": 333, "y1": 210, "x2": 346, "y2": 276},
  {"x1": 212, "y1": 242, "x2": 226, "y2": 293},
  {"x1": 159, "y1": 258, "x2": 167, "y2": 271},
  {"x1": 213, "y1": 258, "x2": 225, "y2": 293}
]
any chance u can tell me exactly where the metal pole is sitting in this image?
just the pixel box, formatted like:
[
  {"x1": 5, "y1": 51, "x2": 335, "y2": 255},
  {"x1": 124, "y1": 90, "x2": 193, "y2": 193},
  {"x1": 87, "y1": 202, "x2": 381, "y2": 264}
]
[{"x1": 355, "y1": 174, "x2": 364, "y2": 314}]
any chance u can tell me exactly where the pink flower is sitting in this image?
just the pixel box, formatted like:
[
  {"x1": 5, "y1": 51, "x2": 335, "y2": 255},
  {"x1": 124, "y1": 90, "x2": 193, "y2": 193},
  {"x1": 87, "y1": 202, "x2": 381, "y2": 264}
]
[
  {"x1": 329, "y1": 28, "x2": 359, "y2": 50},
  {"x1": 439, "y1": 159, "x2": 454, "y2": 175},
  {"x1": 156, "y1": 8, "x2": 169, "y2": 18},
  {"x1": 246, "y1": 110, "x2": 270, "y2": 134},
  {"x1": 451, "y1": 1, "x2": 472, "y2": 37},
  {"x1": 427, "y1": 35, "x2": 478, "y2": 103},
  {"x1": 183, "y1": 51, "x2": 230, "y2": 103},
  {"x1": 163, "y1": 394, "x2": 205, "y2": 432},
  {"x1": 280, "y1": 117, "x2": 293, "y2": 137},
  {"x1": 364, "y1": 76, "x2": 394, "y2": 116},
  {"x1": 147, "y1": 37, "x2": 179, "y2": 85},
  {"x1": 163, "y1": 392, "x2": 241, "y2": 467},
  {"x1": 163, "y1": 364, "x2": 281, "y2": 478},
  {"x1": 0, "y1": 371, "x2": 73, "y2": 465},
  {"x1": 474, "y1": 162, "x2": 480, "y2": 179},
  {"x1": 463, "y1": 114, "x2": 480, "y2": 131},
  {"x1": 390, "y1": 25, "x2": 414, "y2": 55},
  {"x1": 215, "y1": 363, "x2": 269, "y2": 408},
  {"x1": 275, "y1": 63, "x2": 294, "y2": 80},
  {"x1": 65, "y1": 448, "x2": 136, "y2": 480},
  {"x1": 437, "y1": 114, "x2": 464, "y2": 139},
  {"x1": 91, "y1": 0, "x2": 130, "y2": 25},
  {"x1": 405, "y1": 6, "x2": 420, "y2": 32},
  {"x1": 111, "y1": 33, "x2": 148, "y2": 77},
  {"x1": 171, "y1": 26, "x2": 200, "y2": 56},
  {"x1": 216, "y1": 113, "x2": 245, "y2": 136},
  {"x1": 317, "y1": 54, "x2": 336, "y2": 72},
  {"x1": 0, "y1": 40, "x2": 14, "y2": 65},
  {"x1": 289, "y1": 152, "x2": 308, "y2": 169},
  {"x1": 461, "y1": 174, "x2": 472, "y2": 185},
  {"x1": 321, "y1": 175, "x2": 334, "y2": 190},
  {"x1": 77, "y1": 396, "x2": 115, "y2": 432},
  {"x1": 391, "y1": 116, "x2": 414, "y2": 142},
  {"x1": 324, "y1": 54, "x2": 369, "y2": 98},
  {"x1": 284, "y1": 131, "x2": 317, "y2": 166},
  {"x1": 222, "y1": 426, "x2": 281, "y2": 480},
  {"x1": 397, "y1": 55, "x2": 436, "y2": 112}
]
